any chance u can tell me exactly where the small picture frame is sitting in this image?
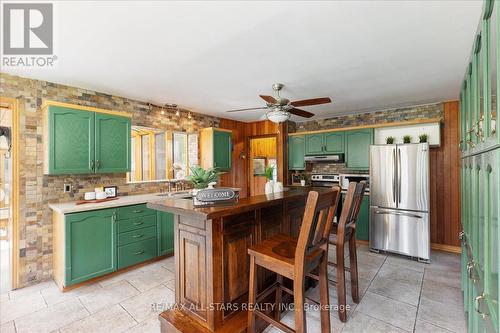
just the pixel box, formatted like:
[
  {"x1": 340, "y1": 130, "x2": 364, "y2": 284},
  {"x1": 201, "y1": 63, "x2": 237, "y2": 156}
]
[
  {"x1": 253, "y1": 157, "x2": 266, "y2": 175},
  {"x1": 104, "y1": 186, "x2": 117, "y2": 198}
]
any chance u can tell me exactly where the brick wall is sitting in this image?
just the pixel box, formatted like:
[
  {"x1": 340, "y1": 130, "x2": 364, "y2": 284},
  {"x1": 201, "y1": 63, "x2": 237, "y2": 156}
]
[{"x1": 0, "y1": 73, "x2": 220, "y2": 286}]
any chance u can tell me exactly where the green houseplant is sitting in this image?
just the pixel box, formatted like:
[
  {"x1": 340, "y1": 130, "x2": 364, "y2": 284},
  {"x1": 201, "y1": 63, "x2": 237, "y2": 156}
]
[
  {"x1": 186, "y1": 166, "x2": 223, "y2": 190},
  {"x1": 419, "y1": 134, "x2": 428, "y2": 143},
  {"x1": 386, "y1": 136, "x2": 395, "y2": 144},
  {"x1": 264, "y1": 165, "x2": 274, "y2": 181},
  {"x1": 403, "y1": 135, "x2": 412, "y2": 144}
]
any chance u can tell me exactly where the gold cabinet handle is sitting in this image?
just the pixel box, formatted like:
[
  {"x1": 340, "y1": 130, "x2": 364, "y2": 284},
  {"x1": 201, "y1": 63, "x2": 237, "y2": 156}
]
[
  {"x1": 475, "y1": 293, "x2": 488, "y2": 319},
  {"x1": 132, "y1": 234, "x2": 144, "y2": 238},
  {"x1": 133, "y1": 221, "x2": 144, "y2": 226},
  {"x1": 90, "y1": 160, "x2": 95, "y2": 170},
  {"x1": 96, "y1": 160, "x2": 101, "y2": 169},
  {"x1": 133, "y1": 250, "x2": 144, "y2": 255},
  {"x1": 132, "y1": 209, "x2": 144, "y2": 213}
]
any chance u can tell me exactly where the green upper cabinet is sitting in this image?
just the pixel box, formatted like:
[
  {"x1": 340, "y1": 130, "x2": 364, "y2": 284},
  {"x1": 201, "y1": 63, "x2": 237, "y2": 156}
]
[
  {"x1": 345, "y1": 129, "x2": 374, "y2": 170},
  {"x1": 305, "y1": 134, "x2": 324, "y2": 154},
  {"x1": 65, "y1": 208, "x2": 117, "y2": 286},
  {"x1": 213, "y1": 130, "x2": 232, "y2": 170},
  {"x1": 157, "y1": 211, "x2": 174, "y2": 256},
  {"x1": 305, "y1": 132, "x2": 344, "y2": 155},
  {"x1": 324, "y1": 132, "x2": 344, "y2": 154},
  {"x1": 43, "y1": 103, "x2": 132, "y2": 175},
  {"x1": 47, "y1": 106, "x2": 95, "y2": 174},
  {"x1": 288, "y1": 135, "x2": 305, "y2": 170},
  {"x1": 200, "y1": 128, "x2": 232, "y2": 171},
  {"x1": 95, "y1": 113, "x2": 131, "y2": 173}
]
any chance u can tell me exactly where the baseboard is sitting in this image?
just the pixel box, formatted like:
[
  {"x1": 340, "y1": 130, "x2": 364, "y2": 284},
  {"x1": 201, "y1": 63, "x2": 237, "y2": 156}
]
[{"x1": 431, "y1": 243, "x2": 461, "y2": 254}]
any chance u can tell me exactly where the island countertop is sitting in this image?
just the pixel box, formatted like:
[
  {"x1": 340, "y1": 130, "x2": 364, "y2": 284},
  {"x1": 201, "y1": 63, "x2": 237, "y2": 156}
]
[{"x1": 147, "y1": 187, "x2": 332, "y2": 220}]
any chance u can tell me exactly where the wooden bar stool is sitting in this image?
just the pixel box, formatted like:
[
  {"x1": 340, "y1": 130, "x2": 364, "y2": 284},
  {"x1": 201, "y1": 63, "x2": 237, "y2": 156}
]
[
  {"x1": 247, "y1": 186, "x2": 341, "y2": 333},
  {"x1": 327, "y1": 181, "x2": 367, "y2": 322}
]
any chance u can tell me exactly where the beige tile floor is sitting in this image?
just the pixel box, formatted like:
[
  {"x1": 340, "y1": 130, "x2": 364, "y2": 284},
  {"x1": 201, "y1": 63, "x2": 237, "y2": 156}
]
[{"x1": 0, "y1": 245, "x2": 465, "y2": 333}]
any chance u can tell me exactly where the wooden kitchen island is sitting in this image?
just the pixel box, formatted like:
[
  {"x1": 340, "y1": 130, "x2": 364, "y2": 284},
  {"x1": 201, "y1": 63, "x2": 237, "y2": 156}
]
[{"x1": 148, "y1": 187, "x2": 331, "y2": 333}]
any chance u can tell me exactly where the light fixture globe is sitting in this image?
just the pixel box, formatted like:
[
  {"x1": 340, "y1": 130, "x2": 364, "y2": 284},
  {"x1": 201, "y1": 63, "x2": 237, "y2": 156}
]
[{"x1": 266, "y1": 107, "x2": 290, "y2": 123}]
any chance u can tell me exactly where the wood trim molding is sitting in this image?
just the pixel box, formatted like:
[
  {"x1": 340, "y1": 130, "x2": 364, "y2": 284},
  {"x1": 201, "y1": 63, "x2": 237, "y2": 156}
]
[
  {"x1": 41, "y1": 100, "x2": 133, "y2": 118},
  {"x1": 201, "y1": 127, "x2": 232, "y2": 133},
  {"x1": 431, "y1": 243, "x2": 461, "y2": 254},
  {"x1": 0, "y1": 96, "x2": 20, "y2": 289},
  {"x1": 288, "y1": 117, "x2": 442, "y2": 136}
]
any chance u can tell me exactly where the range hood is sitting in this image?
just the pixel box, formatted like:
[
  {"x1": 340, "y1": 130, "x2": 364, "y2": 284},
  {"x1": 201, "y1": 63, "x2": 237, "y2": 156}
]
[{"x1": 304, "y1": 154, "x2": 344, "y2": 163}]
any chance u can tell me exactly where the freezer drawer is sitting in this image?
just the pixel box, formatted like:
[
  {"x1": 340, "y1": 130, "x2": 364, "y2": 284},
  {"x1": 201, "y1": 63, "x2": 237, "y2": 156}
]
[{"x1": 369, "y1": 207, "x2": 430, "y2": 261}]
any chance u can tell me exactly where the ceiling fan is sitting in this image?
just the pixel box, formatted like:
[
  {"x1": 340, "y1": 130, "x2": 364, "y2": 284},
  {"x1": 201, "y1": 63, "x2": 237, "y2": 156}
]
[{"x1": 226, "y1": 83, "x2": 331, "y2": 123}]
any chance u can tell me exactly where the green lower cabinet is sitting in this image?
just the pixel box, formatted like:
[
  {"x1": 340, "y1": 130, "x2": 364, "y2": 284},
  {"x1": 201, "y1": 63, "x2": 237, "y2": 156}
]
[
  {"x1": 118, "y1": 238, "x2": 157, "y2": 269},
  {"x1": 345, "y1": 129, "x2": 373, "y2": 170},
  {"x1": 65, "y1": 208, "x2": 117, "y2": 286},
  {"x1": 157, "y1": 211, "x2": 174, "y2": 256}
]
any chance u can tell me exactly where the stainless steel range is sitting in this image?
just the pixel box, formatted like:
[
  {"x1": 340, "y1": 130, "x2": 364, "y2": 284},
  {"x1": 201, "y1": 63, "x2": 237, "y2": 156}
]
[{"x1": 310, "y1": 174, "x2": 340, "y2": 187}]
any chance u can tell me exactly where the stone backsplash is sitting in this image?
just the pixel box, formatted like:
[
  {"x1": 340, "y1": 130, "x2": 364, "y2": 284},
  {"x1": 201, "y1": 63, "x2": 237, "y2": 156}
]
[
  {"x1": 0, "y1": 73, "x2": 220, "y2": 286},
  {"x1": 289, "y1": 103, "x2": 443, "y2": 178}
]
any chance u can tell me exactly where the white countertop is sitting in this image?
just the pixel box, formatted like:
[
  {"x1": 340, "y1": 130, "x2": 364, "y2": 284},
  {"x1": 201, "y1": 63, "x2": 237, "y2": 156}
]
[{"x1": 49, "y1": 192, "x2": 168, "y2": 214}]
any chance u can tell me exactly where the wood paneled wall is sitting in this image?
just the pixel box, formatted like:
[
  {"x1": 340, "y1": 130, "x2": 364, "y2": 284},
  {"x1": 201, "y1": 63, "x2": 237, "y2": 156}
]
[
  {"x1": 219, "y1": 119, "x2": 287, "y2": 198},
  {"x1": 430, "y1": 101, "x2": 461, "y2": 248}
]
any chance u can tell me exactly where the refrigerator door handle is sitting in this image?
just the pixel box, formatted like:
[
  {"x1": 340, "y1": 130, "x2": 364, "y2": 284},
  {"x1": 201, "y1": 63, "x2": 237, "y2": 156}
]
[
  {"x1": 374, "y1": 210, "x2": 423, "y2": 219},
  {"x1": 397, "y1": 148, "x2": 402, "y2": 204},
  {"x1": 393, "y1": 148, "x2": 397, "y2": 204}
]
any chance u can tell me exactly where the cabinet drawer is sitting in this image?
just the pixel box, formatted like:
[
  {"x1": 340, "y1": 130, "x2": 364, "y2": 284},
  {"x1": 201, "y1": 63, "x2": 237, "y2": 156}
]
[
  {"x1": 118, "y1": 238, "x2": 157, "y2": 269},
  {"x1": 117, "y1": 204, "x2": 155, "y2": 220},
  {"x1": 118, "y1": 225, "x2": 156, "y2": 246},
  {"x1": 118, "y1": 214, "x2": 156, "y2": 233}
]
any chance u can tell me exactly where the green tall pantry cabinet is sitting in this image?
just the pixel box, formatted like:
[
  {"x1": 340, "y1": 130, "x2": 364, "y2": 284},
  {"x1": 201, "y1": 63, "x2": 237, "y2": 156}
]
[
  {"x1": 43, "y1": 102, "x2": 131, "y2": 175},
  {"x1": 459, "y1": 1, "x2": 499, "y2": 331}
]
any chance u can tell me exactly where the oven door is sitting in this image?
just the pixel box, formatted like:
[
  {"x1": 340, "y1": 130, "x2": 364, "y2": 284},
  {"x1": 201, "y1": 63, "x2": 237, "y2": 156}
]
[{"x1": 369, "y1": 207, "x2": 430, "y2": 261}]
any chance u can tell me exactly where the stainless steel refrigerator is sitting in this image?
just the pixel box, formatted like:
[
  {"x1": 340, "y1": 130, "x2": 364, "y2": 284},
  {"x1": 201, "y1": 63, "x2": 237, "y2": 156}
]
[{"x1": 369, "y1": 143, "x2": 430, "y2": 262}]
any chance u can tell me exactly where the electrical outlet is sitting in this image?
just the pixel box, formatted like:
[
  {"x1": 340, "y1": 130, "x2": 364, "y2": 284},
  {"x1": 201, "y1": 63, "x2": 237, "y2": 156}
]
[{"x1": 63, "y1": 184, "x2": 72, "y2": 193}]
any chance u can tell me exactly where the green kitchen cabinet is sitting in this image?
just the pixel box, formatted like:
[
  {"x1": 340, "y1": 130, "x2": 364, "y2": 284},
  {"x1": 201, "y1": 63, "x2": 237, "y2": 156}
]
[
  {"x1": 65, "y1": 208, "x2": 117, "y2": 286},
  {"x1": 44, "y1": 103, "x2": 131, "y2": 175},
  {"x1": 47, "y1": 106, "x2": 95, "y2": 175},
  {"x1": 305, "y1": 132, "x2": 344, "y2": 155},
  {"x1": 305, "y1": 133, "x2": 324, "y2": 154},
  {"x1": 157, "y1": 211, "x2": 175, "y2": 256},
  {"x1": 288, "y1": 135, "x2": 306, "y2": 170},
  {"x1": 95, "y1": 113, "x2": 131, "y2": 173},
  {"x1": 345, "y1": 129, "x2": 374, "y2": 170},
  {"x1": 213, "y1": 130, "x2": 232, "y2": 170}
]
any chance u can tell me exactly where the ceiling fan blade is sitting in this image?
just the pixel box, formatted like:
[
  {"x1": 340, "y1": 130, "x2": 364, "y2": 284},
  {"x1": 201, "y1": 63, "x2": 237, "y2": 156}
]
[
  {"x1": 291, "y1": 97, "x2": 331, "y2": 107},
  {"x1": 226, "y1": 106, "x2": 268, "y2": 113},
  {"x1": 259, "y1": 95, "x2": 277, "y2": 104},
  {"x1": 289, "y1": 108, "x2": 315, "y2": 118}
]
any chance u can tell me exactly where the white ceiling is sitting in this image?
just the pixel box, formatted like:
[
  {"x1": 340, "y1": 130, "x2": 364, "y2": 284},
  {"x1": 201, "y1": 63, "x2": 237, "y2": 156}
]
[{"x1": 2, "y1": 1, "x2": 482, "y2": 122}]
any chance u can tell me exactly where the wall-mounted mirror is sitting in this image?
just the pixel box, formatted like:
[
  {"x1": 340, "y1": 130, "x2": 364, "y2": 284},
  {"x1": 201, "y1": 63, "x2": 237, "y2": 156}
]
[{"x1": 128, "y1": 126, "x2": 198, "y2": 183}]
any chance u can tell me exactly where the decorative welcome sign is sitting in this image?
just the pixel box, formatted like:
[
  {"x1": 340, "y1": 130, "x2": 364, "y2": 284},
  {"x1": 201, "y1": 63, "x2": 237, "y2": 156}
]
[{"x1": 193, "y1": 188, "x2": 239, "y2": 207}]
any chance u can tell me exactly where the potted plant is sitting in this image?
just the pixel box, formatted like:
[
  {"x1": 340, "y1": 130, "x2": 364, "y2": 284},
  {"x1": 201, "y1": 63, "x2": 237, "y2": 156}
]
[
  {"x1": 403, "y1": 135, "x2": 412, "y2": 144},
  {"x1": 386, "y1": 136, "x2": 395, "y2": 144},
  {"x1": 419, "y1": 134, "x2": 428, "y2": 143},
  {"x1": 186, "y1": 166, "x2": 223, "y2": 194},
  {"x1": 264, "y1": 165, "x2": 275, "y2": 194},
  {"x1": 300, "y1": 173, "x2": 308, "y2": 187}
]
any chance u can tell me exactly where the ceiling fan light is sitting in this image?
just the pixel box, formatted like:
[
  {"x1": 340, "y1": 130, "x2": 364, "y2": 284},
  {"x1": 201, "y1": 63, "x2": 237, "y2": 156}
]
[{"x1": 266, "y1": 108, "x2": 290, "y2": 123}]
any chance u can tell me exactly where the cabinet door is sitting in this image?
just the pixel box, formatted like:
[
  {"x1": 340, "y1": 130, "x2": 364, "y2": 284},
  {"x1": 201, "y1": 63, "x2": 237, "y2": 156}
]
[
  {"x1": 213, "y1": 130, "x2": 231, "y2": 170},
  {"x1": 65, "y1": 209, "x2": 116, "y2": 286},
  {"x1": 288, "y1": 136, "x2": 305, "y2": 170},
  {"x1": 356, "y1": 196, "x2": 370, "y2": 241},
  {"x1": 324, "y1": 132, "x2": 344, "y2": 154},
  {"x1": 95, "y1": 113, "x2": 131, "y2": 173},
  {"x1": 305, "y1": 133, "x2": 324, "y2": 154},
  {"x1": 48, "y1": 106, "x2": 95, "y2": 174},
  {"x1": 345, "y1": 129, "x2": 374, "y2": 170},
  {"x1": 157, "y1": 211, "x2": 174, "y2": 256}
]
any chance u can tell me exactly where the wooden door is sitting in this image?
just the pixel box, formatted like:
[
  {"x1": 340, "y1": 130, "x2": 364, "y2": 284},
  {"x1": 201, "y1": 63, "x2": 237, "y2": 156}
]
[
  {"x1": 48, "y1": 106, "x2": 95, "y2": 174},
  {"x1": 249, "y1": 136, "x2": 277, "y2": 196},
  {"x1": 95, "y1": 113, "x2": 131, "y2": 173},
  {"x1": 345, "y1": 129, "x2": 374, "y2": 170},
  {"x1": 213, "y1": 130, "x2": 231, "y2": 170},
  {"x1": 288, "y1": 136, "x2": 305, "y2": 170},
  {"x1": 305, "y1": 133, "x2": 324, "y2": 154},
  {"x1": 65, "y1": 208, "x2": 116, "y2": 286}
]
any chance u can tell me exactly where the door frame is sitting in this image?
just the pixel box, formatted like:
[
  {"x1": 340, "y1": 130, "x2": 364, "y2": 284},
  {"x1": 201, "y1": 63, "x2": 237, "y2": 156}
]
[
  {"x1": 0, "y1": 96, "x2": 20, "y2": 289},
  {"x1": 247, "y1": 134, "x2": 278, "y2": 196}
]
